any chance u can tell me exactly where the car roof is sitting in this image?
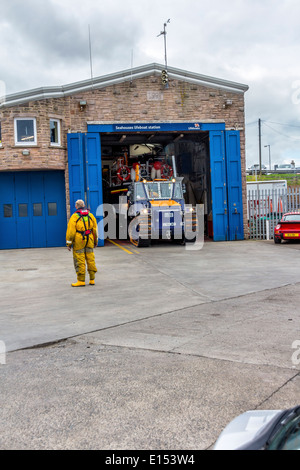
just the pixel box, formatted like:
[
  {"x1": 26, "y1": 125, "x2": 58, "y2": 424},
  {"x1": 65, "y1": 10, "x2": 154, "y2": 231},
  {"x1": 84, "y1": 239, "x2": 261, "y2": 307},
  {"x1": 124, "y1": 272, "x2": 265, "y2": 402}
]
[{"x1": 283, "y1": 212, "x2": 300, "y2": 216}]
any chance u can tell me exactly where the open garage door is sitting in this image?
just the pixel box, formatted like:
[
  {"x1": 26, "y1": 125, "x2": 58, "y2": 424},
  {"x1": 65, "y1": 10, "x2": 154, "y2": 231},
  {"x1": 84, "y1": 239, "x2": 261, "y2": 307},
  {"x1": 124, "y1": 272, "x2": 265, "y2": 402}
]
[
  {"x1": 75, "y1": 123, "x2": 244, "y2": 244},
  {"x1": 67, "y1": 133, "x2": 104, "y2": 246},
  {"x1": 0, "y1": 171, "x2": 67, "y2": 249},
  {"x1": 225, "y1": 130, "x2": 244, "y2": 241}
]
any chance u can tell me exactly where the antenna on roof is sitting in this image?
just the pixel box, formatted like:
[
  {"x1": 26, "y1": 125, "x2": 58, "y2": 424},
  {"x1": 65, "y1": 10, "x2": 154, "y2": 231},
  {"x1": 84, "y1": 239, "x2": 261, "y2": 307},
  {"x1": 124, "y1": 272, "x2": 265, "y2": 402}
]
[
  {"x1": 88, "y1": 25, "x2": 94, "y2": 87},
  {"x1": 157, "y1": 19, "x2": 170, "y2": 69}
]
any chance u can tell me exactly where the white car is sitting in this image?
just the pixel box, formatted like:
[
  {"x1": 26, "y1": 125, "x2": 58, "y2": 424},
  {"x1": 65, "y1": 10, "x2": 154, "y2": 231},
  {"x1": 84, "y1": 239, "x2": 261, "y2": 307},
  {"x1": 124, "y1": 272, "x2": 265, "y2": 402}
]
[{"x1": 214, "y1": 406, "x2": 300, "y2": 450}]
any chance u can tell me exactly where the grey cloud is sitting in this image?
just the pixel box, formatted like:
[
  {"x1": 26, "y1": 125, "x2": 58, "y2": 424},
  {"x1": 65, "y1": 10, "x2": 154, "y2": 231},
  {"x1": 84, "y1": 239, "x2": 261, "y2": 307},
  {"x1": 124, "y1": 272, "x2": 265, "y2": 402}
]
[
  {"x1": 0, "y1": 0, "x2": 142, "y2": 84},
  {"x1": 1, "y1": 0, "x2": 300, "y2": 165}
]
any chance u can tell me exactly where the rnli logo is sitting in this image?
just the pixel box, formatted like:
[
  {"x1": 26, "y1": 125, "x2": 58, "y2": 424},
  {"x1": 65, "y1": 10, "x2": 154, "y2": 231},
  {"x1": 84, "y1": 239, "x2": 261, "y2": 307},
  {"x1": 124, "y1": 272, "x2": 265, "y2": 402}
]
[{"x1": 188, "y1": 123, "x2": 201, "y2": 131}]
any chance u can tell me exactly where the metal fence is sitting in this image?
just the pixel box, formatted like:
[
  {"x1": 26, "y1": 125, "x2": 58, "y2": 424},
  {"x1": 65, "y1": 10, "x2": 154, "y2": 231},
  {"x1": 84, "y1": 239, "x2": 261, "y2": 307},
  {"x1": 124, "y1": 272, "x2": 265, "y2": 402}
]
[{"x1": 247, "y1": 188, "x2": 300, "y2": 239}]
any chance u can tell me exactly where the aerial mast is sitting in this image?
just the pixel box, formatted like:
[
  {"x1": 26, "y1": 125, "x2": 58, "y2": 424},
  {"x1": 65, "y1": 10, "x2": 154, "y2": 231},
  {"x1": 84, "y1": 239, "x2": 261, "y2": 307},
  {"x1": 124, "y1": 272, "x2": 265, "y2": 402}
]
[{"x1": 157, "y1": 19, "x2": 170, "y2": 69}]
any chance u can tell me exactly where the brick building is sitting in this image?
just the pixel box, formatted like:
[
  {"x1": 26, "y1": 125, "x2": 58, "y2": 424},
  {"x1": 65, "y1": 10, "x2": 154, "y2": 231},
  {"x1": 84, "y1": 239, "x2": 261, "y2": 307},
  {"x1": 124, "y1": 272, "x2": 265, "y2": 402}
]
[{"x1": 0, "y1": 63, "x2": 249, "y2": 249}]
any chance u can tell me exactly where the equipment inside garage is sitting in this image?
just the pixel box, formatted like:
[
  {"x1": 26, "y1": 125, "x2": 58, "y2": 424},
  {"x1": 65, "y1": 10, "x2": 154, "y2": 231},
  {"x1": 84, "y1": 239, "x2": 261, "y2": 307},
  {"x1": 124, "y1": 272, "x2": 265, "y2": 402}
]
[
  {"x1": 100, "y1": 131, "x2": 212, "y2": 240},
  {"x1": 68, "y1": 123, "x2": 244, "y2": 244}
]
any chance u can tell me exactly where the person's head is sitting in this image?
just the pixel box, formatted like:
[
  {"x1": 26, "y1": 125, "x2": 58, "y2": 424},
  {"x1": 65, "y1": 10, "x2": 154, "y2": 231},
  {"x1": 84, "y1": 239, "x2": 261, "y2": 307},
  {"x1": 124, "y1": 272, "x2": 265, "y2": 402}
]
[{"x1": 75, "y1": 199, "x2": 85, "y2": 210}]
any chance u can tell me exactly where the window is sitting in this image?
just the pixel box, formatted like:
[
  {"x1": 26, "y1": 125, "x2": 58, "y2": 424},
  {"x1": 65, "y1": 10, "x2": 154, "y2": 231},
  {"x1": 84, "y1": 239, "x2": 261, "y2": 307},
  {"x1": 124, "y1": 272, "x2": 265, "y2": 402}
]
[
  {"x1": 50, "y1": 119, "x2": 61, "y2": 146},
  {"x1": 48, "y1": 202, "x2": 57, "y2": 216},
  {"x1": 14, "y1": 118, "x2": 37, "y2": 146},
  {"x1": 268, "y1": 415, "x2": 300, "y2": 450},
  {"x1": 174, "y1": 183, "x2": 183, "y2": 200},
  {"x1": 33, "y1": 203, "x2": 43, "y2": 217},
  {"x1": 145, "y1": 182, "x2": 160, "y2": 199},
  {"x1": 134, "y1": 182, "x2": 147, "y2": 200},
  {"x1": 144, "y1": 182, "x2": 178, "y2": 200},
  {"x1": 18, "y1": 203, "x2": 28, "y2": 217},
  {"x1": 283, "y1": 214, "x2": 300, "y2": 222},
  {"x1": 4, "y1": 204, "x2": 12, "y2": 218}
]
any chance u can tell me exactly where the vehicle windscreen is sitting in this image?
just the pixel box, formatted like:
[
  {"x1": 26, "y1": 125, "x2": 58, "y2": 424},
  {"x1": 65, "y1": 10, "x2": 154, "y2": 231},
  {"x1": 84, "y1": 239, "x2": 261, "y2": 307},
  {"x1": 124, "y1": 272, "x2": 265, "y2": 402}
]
[
  {"x1": 144, "y1": 182, "x2": 183, "y2": 200},
  {"x1": 135, "y1": 182, "x2": 147, "y2": 200},
  {"x1": 282, "y1": 214, "x2": 300, "y2": 222}
]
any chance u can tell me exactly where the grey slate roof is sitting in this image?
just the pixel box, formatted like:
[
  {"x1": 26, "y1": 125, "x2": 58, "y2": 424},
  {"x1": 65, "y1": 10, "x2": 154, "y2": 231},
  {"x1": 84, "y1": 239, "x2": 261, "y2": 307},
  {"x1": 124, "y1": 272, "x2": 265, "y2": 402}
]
[{"x1": 0, "y1": 63, "x2": 249, "y2": 108}]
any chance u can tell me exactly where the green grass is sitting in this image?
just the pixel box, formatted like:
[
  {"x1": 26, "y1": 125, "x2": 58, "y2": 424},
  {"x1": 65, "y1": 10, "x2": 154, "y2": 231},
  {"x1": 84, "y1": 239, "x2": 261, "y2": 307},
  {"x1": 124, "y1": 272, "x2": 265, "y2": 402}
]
[{"x1": 246, "y1": 173, "x2": 300, "y2": 187}]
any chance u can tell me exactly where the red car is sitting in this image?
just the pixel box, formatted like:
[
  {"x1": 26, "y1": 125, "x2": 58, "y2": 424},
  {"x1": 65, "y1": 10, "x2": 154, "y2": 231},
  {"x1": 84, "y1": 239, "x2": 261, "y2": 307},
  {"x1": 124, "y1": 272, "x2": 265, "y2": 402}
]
[{"x1": 274, "y1": 212, "x2": 300, "y2": 243}]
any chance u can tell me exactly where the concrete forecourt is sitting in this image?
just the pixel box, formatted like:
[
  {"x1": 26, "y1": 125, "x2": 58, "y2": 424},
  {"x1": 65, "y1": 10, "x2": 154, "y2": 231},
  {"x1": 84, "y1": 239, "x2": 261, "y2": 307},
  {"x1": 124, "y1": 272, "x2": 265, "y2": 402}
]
[{"x1": 0, "y1": 239, "x2": 299, "y2": 450}]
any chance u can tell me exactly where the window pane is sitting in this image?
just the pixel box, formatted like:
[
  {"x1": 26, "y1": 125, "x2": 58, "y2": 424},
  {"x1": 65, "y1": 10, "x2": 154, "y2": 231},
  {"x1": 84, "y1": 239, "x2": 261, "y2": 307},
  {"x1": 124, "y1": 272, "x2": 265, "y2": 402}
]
[
  {"x1": 33, "y1": 203, "x2": 42, "y2": 217},
  {"x1": 17, "y1": 120, "x2": 35, "y2": 143},
  {"x1": 135, "y1": 182, "x2": 146, "y2": 200},
  {"x1": 160, "y1": 183, "x2": 172, "y2": 198},
  {"x1": 19, "y1": 203, "x2": 28, "y2": 217},
  {"x1": 50, "y1": 120, "x2": 59, "y2": 144},
  {"x1": 4, "y1": 204, "x2": 13, "y2": 218},
  {"x1": 145, "y1": 183, "x2": 159, "y2": 199},
  {"x1": 48, "y1": 202, "x2": 57, "y2": 216},
  {"x1": 174, "y1": 183, "x2": 183, "y2": 199}
]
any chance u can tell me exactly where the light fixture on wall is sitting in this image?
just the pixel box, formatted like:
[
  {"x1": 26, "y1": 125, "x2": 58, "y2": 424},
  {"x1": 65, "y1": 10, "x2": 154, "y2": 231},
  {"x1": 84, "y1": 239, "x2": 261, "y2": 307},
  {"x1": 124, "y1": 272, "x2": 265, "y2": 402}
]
[
  {"x1": 22, "y1": 149, "x2": 30, "y2": 156},
  {"x1": 79, "y1": 100, "x2": 87, "y2": 111}
]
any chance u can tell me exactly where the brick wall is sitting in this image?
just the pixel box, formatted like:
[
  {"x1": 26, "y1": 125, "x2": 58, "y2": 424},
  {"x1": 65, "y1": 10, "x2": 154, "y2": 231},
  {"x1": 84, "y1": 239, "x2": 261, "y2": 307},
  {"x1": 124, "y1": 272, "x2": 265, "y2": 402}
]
[{"x1": 0, "y1": 73, "x2": 248, "y2": 236}]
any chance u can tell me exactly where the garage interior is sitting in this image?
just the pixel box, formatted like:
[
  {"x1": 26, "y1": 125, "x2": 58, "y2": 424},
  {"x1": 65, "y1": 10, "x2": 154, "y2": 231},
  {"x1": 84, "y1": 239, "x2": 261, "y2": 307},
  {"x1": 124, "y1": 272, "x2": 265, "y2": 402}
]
[{"x1": 100, "y1": 131, "x2": 212, "y2": 239}]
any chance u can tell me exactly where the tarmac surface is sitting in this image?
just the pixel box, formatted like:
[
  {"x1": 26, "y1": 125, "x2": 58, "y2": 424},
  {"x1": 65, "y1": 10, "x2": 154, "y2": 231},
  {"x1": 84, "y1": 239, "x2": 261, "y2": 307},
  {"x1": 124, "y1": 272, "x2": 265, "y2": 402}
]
[{"x1": 1, "y1": 238, "x2": 300, "y2": 450}]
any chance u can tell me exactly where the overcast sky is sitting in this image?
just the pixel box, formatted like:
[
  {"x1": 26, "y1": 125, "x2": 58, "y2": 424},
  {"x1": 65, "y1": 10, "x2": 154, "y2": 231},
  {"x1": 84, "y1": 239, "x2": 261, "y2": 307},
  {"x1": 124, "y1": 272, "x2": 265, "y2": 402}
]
[{"x1": 1, "y1": 0, "x2": 300, "y2": 167}]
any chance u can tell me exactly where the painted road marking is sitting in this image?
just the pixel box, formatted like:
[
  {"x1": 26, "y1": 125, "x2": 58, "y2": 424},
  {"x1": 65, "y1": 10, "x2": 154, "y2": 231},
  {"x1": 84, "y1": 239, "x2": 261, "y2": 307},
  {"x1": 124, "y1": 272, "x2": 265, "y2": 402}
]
[{"x1": 107, "y1": 239, "x2": 134, "y2": 255}]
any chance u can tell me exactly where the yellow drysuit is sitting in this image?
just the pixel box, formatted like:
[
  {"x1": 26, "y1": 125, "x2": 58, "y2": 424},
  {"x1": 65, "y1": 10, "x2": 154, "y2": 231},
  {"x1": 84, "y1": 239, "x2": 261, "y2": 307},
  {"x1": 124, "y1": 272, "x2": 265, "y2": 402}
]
[{"x1": 66, "y1": 209, "x2": 98, "y2": 284}]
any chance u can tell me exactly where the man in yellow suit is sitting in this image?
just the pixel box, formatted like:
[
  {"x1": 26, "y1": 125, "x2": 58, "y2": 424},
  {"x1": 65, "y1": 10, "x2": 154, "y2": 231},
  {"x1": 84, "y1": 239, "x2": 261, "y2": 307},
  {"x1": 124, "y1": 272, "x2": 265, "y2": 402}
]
[{"x1": 66, "y1": 200, "x2": 98, "y2": 287}]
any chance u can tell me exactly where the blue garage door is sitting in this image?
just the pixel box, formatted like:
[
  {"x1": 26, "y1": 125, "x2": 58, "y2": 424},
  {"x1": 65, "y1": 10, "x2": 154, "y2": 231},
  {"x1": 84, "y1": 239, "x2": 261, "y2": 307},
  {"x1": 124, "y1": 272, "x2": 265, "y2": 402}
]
[
  {"x1": 209, "y1": 130, "x2": 244, "y2": 241},
  {"x1": 0, "y1": 171, "x2": 67, "y2": 249},
  {"x1": 67, "y1": 132, "x2": 104, "y2": 246}
]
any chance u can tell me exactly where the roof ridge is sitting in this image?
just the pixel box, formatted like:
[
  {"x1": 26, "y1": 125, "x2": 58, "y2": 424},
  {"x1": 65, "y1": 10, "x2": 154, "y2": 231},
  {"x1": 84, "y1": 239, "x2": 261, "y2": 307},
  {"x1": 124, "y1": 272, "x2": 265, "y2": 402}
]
[{"x1": 0, "y1": 63, "x2": 248, "y2": 108}]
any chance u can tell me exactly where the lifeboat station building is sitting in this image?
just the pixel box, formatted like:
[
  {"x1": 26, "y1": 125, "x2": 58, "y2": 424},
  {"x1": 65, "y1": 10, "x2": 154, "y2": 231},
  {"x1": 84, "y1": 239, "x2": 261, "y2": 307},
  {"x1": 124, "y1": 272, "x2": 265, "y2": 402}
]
[{"x1": 0, "y1": 63, "x2": 249, "y2": 250}]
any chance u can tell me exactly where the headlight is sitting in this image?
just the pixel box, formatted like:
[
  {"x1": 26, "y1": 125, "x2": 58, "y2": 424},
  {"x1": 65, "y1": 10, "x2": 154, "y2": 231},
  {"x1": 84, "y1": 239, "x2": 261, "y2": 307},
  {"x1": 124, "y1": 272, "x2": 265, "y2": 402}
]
[
  {"x1": 275, "y1": 224, "x2": 281, "y2": 230},
  {"x1": 141, "y1": 208, "x2": 149, "y2": 215}
]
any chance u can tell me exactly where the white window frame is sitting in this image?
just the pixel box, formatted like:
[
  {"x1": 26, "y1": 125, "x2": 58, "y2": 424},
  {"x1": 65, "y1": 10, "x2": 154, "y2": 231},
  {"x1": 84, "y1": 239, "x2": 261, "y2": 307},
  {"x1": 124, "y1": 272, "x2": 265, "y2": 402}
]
[
  {"x1": 14, "y1": 118, "x2": 37, "y2": 146},
  {"x1": 50, "y1": 119, "x2": 61, "y2": 147}
]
